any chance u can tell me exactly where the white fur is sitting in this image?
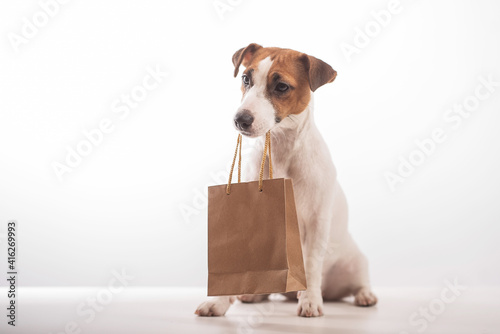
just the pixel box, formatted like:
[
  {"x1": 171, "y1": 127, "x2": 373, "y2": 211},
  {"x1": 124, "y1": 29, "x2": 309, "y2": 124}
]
[
  {"x1": 235, "y1": 57, "x2": 275, "y2": 137},
  {"x1": 196, "y1": 58, "x2": 377, "y2": 318}
]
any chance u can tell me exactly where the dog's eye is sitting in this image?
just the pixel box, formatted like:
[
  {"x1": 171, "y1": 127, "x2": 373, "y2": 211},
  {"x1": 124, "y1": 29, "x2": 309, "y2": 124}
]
[
  {"x1": 242, "y1": 75, "x2": 250, "y2": 86},
  {"x1": 275, "y1": 82, "x2": 289, "y2": 92}
]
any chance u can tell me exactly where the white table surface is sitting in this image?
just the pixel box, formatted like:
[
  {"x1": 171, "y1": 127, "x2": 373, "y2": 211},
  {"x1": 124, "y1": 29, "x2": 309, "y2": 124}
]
[{"x1": 0, "y1": 287, "x2": 498, "y2": 334}]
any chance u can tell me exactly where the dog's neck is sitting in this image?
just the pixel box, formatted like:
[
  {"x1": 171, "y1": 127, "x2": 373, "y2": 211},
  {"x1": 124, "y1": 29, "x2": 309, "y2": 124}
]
[
  {"x1": 281, "y1": 95, "x2": 315, "y2": 135},
  {"x1": 264, "y1": 94, "x2": 320, "y2": 176},
  {"x1": 273, "y1": 93, "x2": 316, "y2": 144}
]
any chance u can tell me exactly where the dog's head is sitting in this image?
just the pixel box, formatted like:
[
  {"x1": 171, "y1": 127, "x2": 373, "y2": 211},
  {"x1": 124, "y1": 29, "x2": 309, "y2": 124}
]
[{"x1": 232, "y1": 43, "x2": 337, "y2": 137}]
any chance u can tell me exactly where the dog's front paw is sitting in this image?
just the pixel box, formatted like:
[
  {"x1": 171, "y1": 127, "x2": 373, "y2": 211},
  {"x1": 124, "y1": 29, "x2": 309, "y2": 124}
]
[
  {"x1": 195, "y1": 297, "x2": 234, "y2": 316},
  {"x1": 297, "y1": 291, "x2": 323, "y2": 317}
]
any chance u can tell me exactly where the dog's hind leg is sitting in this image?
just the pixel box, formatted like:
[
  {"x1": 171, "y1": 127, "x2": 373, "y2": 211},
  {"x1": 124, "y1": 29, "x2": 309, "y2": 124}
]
[
  {"x1": 350, "y1": 252, "x2": 377, "y2": 307},
  {"x1": 321, "y1": 238, "x2": 377, "y2": 307},
  {"x1": 195, "y1": 296, "x2": 235, "y2": 316},
  {"x1": 281, "y1": 291, "x2": 298, "y2": 301},
  {"x1": 238, "y1": 294, "x2": 270, "y2": 303},
  {"x1": 354, "y1": 286, "x2": 378, "y2": 307}
]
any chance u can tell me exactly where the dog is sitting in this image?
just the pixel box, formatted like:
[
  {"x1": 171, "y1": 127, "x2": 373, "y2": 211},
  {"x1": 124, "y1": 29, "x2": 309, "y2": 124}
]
[{"x1": 195, "y1": 43, "x2": 377, "y2": 317}]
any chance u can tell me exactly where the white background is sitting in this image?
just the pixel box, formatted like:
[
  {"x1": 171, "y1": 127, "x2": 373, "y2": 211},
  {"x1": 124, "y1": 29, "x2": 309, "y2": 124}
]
[{"x1": 0, "y1": 0, "x2": 499, "y2": 288}]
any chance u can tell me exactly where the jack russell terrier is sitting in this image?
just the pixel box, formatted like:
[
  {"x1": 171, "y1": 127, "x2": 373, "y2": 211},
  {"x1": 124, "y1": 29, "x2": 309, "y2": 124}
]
[{"x1": 195, "y1": 43, "x2": 377, "y2": 317}]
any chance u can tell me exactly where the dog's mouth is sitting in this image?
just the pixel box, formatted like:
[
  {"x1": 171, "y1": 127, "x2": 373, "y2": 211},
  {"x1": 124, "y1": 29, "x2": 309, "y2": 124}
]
[
  {"x1": 237, "y1": 129, "x2": 264, "y2": 138},
  {"x1": 236, "y1": 125, "x2": 277, "y2": 138},
  {"x1": 238, "y1": 130, "x2": 254, "y2": 137},
  {"x1": 234, "y1": 116, "x2": 282, "y2": 138}
]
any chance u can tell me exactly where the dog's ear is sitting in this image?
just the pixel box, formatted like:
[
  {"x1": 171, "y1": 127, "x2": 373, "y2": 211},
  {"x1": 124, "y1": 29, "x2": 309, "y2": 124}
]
[
  {"x1": 299, "y1": 54, "x2": 337, "y2": 92},
  {"x1": 232, "y1": 43, "x2": 263, "y2": 77}
]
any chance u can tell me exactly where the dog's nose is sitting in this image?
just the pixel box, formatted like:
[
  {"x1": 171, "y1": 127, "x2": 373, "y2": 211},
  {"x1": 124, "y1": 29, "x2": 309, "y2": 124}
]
[{"x1": 234, "y1": 112, "x2": 254, "y2": 131}]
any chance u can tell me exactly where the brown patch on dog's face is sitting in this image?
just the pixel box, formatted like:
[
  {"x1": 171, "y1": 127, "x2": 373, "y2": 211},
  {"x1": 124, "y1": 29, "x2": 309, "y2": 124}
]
[{"x1": 232, "y1": 44, "x2": 336, "y2": 137}]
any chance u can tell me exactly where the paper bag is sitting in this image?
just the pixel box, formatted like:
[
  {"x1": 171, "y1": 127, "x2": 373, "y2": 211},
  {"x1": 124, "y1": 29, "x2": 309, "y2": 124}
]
[{"x1": 207, "y1": 132, "x2": 307, "y2": 296}]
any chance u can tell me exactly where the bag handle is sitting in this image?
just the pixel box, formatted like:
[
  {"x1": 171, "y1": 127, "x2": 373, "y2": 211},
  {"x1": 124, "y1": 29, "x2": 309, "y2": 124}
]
[
  {"x1": 226, "y1": 131, "x2": 273, "y2": 195},
  {"x1": 226, "y1": 134, "x2": 242, "y2": 195},
  {"x1": 258, "y1": 131, "x2": 273, "y2": 191}
]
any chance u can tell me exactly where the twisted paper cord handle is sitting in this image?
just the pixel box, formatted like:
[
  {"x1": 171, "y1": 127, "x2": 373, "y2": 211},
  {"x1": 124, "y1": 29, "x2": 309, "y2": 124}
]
[{"x1": 226, "y1": 131, "x2": 273, "y2": 194}]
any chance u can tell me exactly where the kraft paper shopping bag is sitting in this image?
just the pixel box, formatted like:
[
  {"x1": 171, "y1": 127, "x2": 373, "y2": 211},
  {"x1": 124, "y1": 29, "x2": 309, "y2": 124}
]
[{"x1": 207, "y1": 132, "x2": 307, "y2": 296}]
